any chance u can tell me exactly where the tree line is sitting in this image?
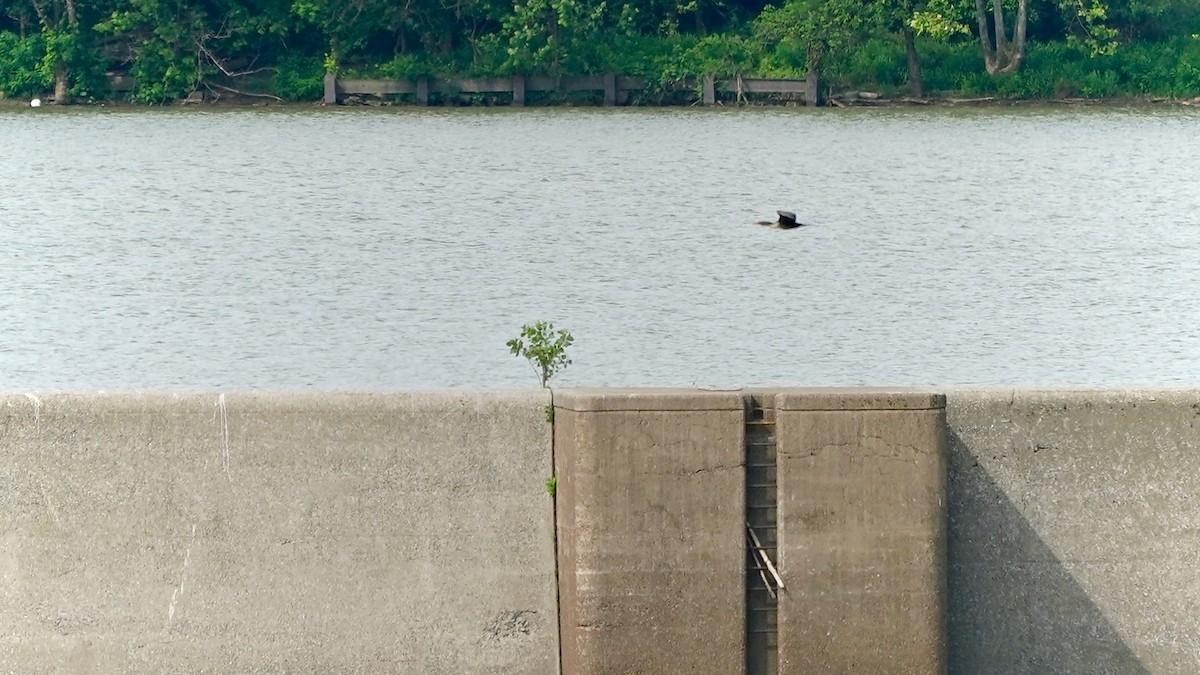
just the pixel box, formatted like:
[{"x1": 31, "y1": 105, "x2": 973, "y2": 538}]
[{"x1": 2, "y1": 0, "x2": 1199, "y2": 103}]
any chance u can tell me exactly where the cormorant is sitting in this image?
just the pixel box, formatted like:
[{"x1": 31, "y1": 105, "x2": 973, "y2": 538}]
[{"x1": 756, "y1": 210, "x2": 804, "y2": 229}]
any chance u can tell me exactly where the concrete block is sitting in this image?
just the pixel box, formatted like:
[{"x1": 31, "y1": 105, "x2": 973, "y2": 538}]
[
  {"x1": 512, "y1": 75, "x2": 526, "y2": 106},
  {"x1": 774, "y1": 390, "x2": 947, "y2": 674},
  {"x1": 323, "y1": 72, "x2": 337, "y2": 104},
  {"x1": 554, "y1": 389, "x2": 745, "y2": 674}
]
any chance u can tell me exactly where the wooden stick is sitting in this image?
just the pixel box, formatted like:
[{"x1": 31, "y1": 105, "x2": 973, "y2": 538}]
[
  {"x1": 205, "y1": 82, "x2": 283, "y2": 101},
  {"x1": 745, "y1": 528, "x2": 777, "y2": 598},
  {"x1": 746, "y1": 524, "x2": 784, "y2": 590},
  {"x1": 758, "y1": 565, "x2": 776, "y2": 599}
]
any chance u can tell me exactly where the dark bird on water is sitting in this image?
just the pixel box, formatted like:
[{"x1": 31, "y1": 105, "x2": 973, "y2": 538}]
[{"x1": 756, "y1": 210, "x2": 805, "y2": 229}]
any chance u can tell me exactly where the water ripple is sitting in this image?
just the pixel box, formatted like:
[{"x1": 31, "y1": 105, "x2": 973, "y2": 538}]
[{"x1": 2, "y1": 106, "x2": 1199, "y2": 388}]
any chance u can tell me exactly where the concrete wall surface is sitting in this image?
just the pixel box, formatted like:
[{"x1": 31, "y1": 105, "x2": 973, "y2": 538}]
[
  {"x1": 9, "y1": 386, "x2": 1200, "y2": 675},
  {"x1": 552, "y1": 388, "x2": 949, "y2": 675},
  {"x1": 775, "y1": 391, "x2": 946, "y2": 674},
  {"x1": 553, "y1": 389, "x2": 747, "y2": 675},
  {"x1": 0, "y1": 391, "x2": 558, "y2": 674},
  {"x1": 946, "y1": 389, "x2": 1200, "y2": 674}
]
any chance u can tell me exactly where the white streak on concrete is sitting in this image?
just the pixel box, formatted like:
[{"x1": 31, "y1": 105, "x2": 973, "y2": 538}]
[
  {"x1": 217, "y1": 394, "x2": 232, "y2": 482},
  {"x1": 166, "y1": 523, "x2": 197, "y2": 630},
  {"x1": 23, "y1": 393, "x2": 41, "y2": 429}
]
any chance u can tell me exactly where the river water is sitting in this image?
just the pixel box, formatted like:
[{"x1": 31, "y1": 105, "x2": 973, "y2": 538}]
[{"x1": 2, "y1": 105, "x2": 1199, "y2": 389}]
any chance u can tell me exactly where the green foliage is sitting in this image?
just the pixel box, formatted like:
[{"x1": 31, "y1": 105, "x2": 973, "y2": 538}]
[
  {"x1": 907, "y1": 7, "x2": 970, "y2": 39},
  {"x1": 836, "y1": 37, "x2": 906, "y2": 88},
  {"x1": 0, "y1": 12, "x2": 107, "y2": 102},
  {"x1": 545, "y1": 475, "x2": 557, "y2": 497},
  {"x1": 0, "y1": 32, "x2": 52, "y2": 98},
  {"x1": 1079, "y1": 68, "x2": 1122, "y2": 95},
  {"x1": 1119, "y1": 36, "x2": 1200, "y2": 96},
  {"x1": 1061, "y1": 0, "x2": 1120, "y2": 55},
  {"x1": 916, "y1": 38, "x2": 985, "y2": 92},
  {"x1": 993, "y1": 70, "x2": 1056, "y2": 98},
  {"x1": 98, "y1": 3, "x2": 205, "y2": 103},
  {"x1": 292, "y1": 0, "x2": 392, "y2": 61},
  {"x1": 755, "y1": 0, "x2": 867, "y2": 67},
  {"x1": 273, "y1": 55, "x2": 324, "y2": 101},
  {"x1": 1, "y1": 0, "x2": 1199, "y2": 103},
  {"x1": 598, "y1": 33, "x2": 682, "y2": 78},
  {"x1": 639, "y1": 34, "x2": 767, "y2": 100},
  {"x1": 502, "y1": 0, "x2": 612, "y2": 74},
  {"x1": 381, "y1": 54, "x2": 434, "y2": 79},
  {"x1": 507, "y1": 321, "x2": 574, "y2": 388},
  {"x1": 682, "y1": 33, "x2": 762, "y2": 76}
]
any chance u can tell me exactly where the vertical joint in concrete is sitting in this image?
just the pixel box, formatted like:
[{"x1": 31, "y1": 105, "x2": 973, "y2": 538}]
[{"x1": 744, "y1": 394, "x2": 780, "y2": 675}]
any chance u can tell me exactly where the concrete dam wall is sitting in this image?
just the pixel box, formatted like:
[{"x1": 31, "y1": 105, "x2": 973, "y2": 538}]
[
  {"x1": 1, "y1": 388, "x2": 1198, "y2": 672},
  {"x1": 0, "y1": 391, "x2": 559, "y2": 673},
  {"x1": 947, "y1": 389, "x2": 1200, "y2": 674}
]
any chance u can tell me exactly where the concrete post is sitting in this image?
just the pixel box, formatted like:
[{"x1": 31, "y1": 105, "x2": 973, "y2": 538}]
[
  {"x1": 416, "y1": 77, "x2": 430, "y2": 105},
  {"x1": 512, "y1": 75, "x2": 525, "y2": 107},
  {"x1": 773, "y1": 390, "x2": 947, "y2": 674},
  {"x1": 805, "y1": 69, "x2": 820, "y2": 107},
  {"x1": 553, "y1": 389, "x2": 746, "y2": 675},
  {"x1": 323, "y1": 72, "x2": 337, "y2": 105},
  {"x1": 703, "y1": 74, "x2": 716, "y2": 105},
  {"x1": 604, "y1": 73, "x2": 617, "y2": 106}
]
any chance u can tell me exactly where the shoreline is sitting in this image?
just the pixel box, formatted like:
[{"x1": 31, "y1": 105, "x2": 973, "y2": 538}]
[{"x1": 3, "y1": 93, "x2": 1199, "y2": 109}]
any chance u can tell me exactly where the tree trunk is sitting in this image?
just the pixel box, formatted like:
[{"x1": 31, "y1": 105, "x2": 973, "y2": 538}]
[
  {"x1": 903, "y1": 25, "x2": 922, "y2": 97},
  {"x1": 974, "y1": 0, "x2": 998, "y2": 73},
  {"x1": 805, "y1": 44, "x2": 821, "y2": 107},
  {"x1": 975, "y1": 0, "x2": 1028, "y2": 74},
  {"x1": 1001, "y1": 0, "x2": 1028, "y2": 73},
  {"x1": 53, "y1": 64, "x2": 70, "y2": 104},
  {"x1": 48, "y1": 0, "x2": 80, "y2": 104},
  {"x1": 549, "y1": 8, "x2": 561, "y2": 76},
  {"x1": 992, "y1": 0, "x2": 1007, "y2": 61}
]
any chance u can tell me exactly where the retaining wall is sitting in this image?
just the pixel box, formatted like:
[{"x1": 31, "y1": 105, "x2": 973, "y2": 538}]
[
  {"x1": 553, "y1": 390, "x2": 748, "y2": 675},
  {"x1": 946, "y1": 389, "x2": 1200, "y2": 674},
  {"x1": 553, "y1": 389, "x2": 947, "y2": 674},
  {"x1": 0, "y1": 391, "x2": 558, "y2": 673},
  {"x1": 5, "y1": 388, "x2": 1200, "y2": 674},
  {"x1": 775, "y1": 391, "x2": 946, "y2": 673}
]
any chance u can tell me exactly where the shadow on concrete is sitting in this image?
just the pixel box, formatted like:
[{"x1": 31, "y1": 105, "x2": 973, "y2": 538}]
[{"x1": 946, "y1": 428, "x2": 1150, "y2": 675}]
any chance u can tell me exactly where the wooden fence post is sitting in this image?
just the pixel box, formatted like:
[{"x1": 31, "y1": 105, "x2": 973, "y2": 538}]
[
  {"x1": 703, "y1": 74, "x2": 716, "y2": 105},
  {"x1": 512, "y1": 75, "x2": 525, "y2": 107},
  {"x1": 604, "y1": 73, "x2": 617, "y2": 106},
  {"x1": 323, "y1": 72, "x2": 337, "y2": 105},
  {"x1": 416, "y1": 77, "x2": 430, "y2": 105}
]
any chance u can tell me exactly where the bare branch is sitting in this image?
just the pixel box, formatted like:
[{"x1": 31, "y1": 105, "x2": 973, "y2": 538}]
[
  {"x1": 204, "y1": 81, "x2": 283, "y2": 101},
  {"x1": 194, "y1": 38, "x2": 272, "y2": 78}
]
